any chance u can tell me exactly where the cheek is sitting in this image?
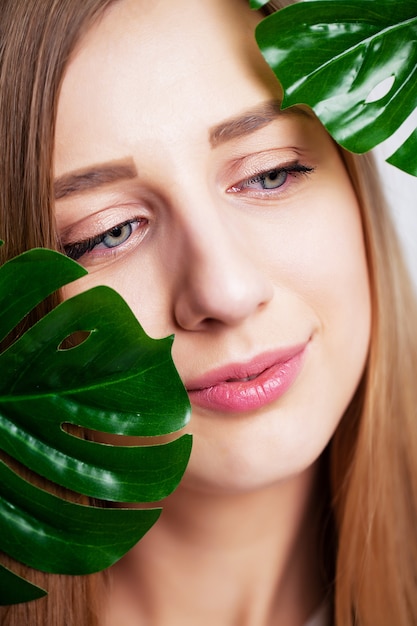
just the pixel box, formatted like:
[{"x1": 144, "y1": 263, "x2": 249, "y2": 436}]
[
  {"x1": 302, "y1": 192, "x2": 371, "y2": 340},
  {"x1": 61, "y1": 256, "x2": 174, "y2": 341},
  {"x1": 297, "y1": 191, "x2": 371, "y2": 424},
  {"x1": 264, "y1": 173, "x2": 371, "y2": 335},
  {"x1": 260, "y1": 177, "x2": 371, "y2": 404}
]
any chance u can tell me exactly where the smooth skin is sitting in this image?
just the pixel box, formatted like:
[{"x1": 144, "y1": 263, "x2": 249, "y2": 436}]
[{"x1": 54, "y1": 0, "x2": 371, "y2": 624}]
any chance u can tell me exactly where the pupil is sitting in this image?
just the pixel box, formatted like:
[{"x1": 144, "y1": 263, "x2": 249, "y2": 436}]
[{"x1": 110, "y1": 226, "x2": 123, "y2": 238}]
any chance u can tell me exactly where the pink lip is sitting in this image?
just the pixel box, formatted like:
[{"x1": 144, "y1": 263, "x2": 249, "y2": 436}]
[{"x1": 186, "y1": 342, "x2": 308, "y2": 414}]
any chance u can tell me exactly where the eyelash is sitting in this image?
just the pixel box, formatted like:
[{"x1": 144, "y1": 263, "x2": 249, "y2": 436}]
[
  {"x1": 63, "y1": 218, "x2": 144, "y2": 261},
  {"x1": 229, "y1": 162, "x2": 314, "y2": 194},
  {"x1": 62, "y1": 162, "x2": 314, "y2": 262}
]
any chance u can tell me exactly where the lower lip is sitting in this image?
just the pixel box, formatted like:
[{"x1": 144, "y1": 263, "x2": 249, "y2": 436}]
[{"x1": 187, "y1": 347, "x2": 306, "y2": 414}]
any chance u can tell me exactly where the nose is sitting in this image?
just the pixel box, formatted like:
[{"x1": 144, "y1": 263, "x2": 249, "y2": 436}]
[{"x1": 171, "y1": 206, "x2": 273, "y2": 331}]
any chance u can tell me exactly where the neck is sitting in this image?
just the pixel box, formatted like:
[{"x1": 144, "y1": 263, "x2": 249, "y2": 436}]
[{"x1": 108, "y1": 462, "x2": 328, "y2": 626}]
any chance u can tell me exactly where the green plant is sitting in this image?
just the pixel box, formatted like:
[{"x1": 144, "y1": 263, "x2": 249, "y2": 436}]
[
  {"x1": 3, "y1": 0, "x2": 416, "y2": 607},
  {"x1": 253, "y1": 0, "x2": 417, "y2": 176},
  {"x1": 0, "y1": 247, "x2": 191, "y2": 604}
]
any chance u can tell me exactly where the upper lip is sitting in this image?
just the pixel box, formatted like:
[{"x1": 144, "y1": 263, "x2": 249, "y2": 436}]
[{"x1": 185, "y1": 342, "x2": 308, "y2": 391}]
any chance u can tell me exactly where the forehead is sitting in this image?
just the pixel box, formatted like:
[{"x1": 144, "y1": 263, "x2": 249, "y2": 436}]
[{"x1": 54, "y1": 0, "x2": 280, "y2": 175}]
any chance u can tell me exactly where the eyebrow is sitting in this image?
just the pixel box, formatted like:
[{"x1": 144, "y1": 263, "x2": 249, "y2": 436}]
[
  {"x1": 54, "y1": 101, "x2": 309, "y2": 199},
  {"x1": 54, "y1": 160, "x2": 137, "y2": 200},
  {"x1": 209, "y1": 99, "x2": 308, "y2": 147}
]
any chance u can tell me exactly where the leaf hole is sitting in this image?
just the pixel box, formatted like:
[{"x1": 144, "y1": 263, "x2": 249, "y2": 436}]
[
  {"x1": 57, "y1": 330, "x2": 92, "y2": 351},
  {"x1": 365, "y1": 75, "x2": 395, "y2": 104}
]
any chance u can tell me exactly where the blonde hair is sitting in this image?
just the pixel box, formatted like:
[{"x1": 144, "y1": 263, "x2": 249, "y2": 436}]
[
  {"x1": 331, "y1": 152, "x2": 417, "y2": 625},
  {"x1": 1, "y1": 1, "x2": 417, "y2": 624},
  {"x1": 0, "y1": 1, "x2": 116, "y2": 624}
]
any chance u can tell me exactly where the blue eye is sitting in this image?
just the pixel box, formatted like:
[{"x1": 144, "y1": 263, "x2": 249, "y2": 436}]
[
  {"x1": 247, "y1": 169, "x2": 288, "y2": 190},
  {"x1": 64, "y1": 218, "x2": 142, "y2": 261},
  {"x1": 230, "y1": 163, "x2": 314, "y2": 195},
  {"x1": 102, "y1": 222, "x2": 132, "y2": 248}
]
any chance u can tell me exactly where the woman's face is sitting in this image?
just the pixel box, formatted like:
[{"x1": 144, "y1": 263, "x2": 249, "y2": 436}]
[{"x1": 54, "y1": 0, "x2": 371, "y2": 493}]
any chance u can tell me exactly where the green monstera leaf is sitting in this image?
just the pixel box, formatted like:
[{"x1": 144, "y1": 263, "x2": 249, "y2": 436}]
[
  {"x1": 250, "y1": 0, "x2": 269, "y2": 8},
  {"x1": 255, "y1": 0, "x2": 417, "y2": 176},
  {"x1": 0, "y1": 248, "x2": 192, "y2": 605}
]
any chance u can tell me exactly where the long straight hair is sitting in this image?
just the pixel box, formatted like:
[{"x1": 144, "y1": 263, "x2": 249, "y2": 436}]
[
  {"x1": 331, "y1": 151, "x2": 417, "y2": 625},
  {"x1": 266, "y1": 1, "x2": 417, "y2": 623},
  {"x1": 1, "y1": 1, "x2": 417, "y2": 624},
  {"x1": 0, "y1": 1, "x2": 116, "y2": 624}
]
